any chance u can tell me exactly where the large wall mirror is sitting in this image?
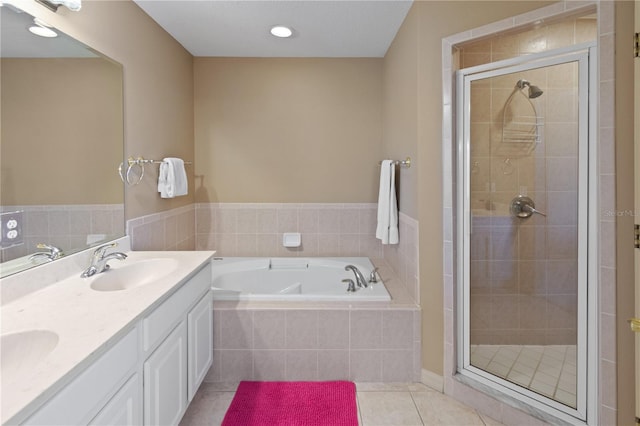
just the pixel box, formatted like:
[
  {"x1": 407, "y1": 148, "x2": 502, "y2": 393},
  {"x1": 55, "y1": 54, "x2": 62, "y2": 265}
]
[{"x1": 0, "y1": 3, "x2": 125, "y2": 278}]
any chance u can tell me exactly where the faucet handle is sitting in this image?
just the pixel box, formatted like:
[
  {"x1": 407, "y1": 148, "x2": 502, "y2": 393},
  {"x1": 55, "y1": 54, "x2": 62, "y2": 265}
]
[
  {"x1": 369, "y1": 267, "x2": 379, "y2": 283},
  {"x1": 93, "y1": 242, "x2": 117, "y2": 257},
  {"x1": 342, "y1": 279, "x2": 357, "y2": 293}
]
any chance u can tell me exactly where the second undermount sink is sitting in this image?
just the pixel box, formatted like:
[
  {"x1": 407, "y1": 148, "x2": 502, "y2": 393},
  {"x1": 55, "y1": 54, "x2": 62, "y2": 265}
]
[
  {"x1": 1, "y1": 330, "x2": 59, "y2": 385},
  {"x1": 90, "y1": 258, "x2": 180, "y2": 292}
]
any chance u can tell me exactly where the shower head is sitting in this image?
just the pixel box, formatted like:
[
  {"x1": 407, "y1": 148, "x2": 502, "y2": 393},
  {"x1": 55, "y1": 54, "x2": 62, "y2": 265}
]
[{"x1": 516, "y1": 79, "x2": 544, "y2": 99}]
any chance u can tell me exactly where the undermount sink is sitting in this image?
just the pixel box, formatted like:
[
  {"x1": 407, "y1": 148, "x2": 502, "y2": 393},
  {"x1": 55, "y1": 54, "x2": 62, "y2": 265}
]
[
  {"x1": 1, "y1": 330, "x2": 59, "y2": 384},
  {"x1": 90, "y1": 258, "x2": 179, "y2": 292}
]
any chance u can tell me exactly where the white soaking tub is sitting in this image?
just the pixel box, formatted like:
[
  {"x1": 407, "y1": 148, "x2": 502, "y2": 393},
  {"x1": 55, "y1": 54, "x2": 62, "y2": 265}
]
[{"x1": 210, "y1": 257, "x2": 391, "y2": 302}]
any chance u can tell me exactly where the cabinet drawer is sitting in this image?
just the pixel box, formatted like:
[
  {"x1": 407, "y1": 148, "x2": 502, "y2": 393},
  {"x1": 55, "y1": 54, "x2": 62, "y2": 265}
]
[
  {"x1": 23, "y1": 327, "x2": 138, "y2": 425},
  {"x1": 143, "y1": 263, "x2": 211, "y2": 353}
]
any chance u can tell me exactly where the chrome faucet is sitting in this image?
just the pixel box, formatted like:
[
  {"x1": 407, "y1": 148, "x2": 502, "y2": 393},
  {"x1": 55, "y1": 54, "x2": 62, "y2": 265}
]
[
  {"x1": 81, "y1": 242, "x2": 127, "y2": 278},
  {"x1": 29, "y1": 243, "x2": 64, "y2": 262},
  {"x1": 345, "y1": 265, "x2": 368, "y2": 288}
]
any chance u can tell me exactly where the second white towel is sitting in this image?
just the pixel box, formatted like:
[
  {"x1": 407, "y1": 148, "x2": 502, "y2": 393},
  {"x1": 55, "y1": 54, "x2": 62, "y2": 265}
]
[
  {"x1": 158, "y1": 157, "x2": 188, "y2": 198},
  {"x1": 375, "y1": 160, "x2": 399, "y2": 245}
]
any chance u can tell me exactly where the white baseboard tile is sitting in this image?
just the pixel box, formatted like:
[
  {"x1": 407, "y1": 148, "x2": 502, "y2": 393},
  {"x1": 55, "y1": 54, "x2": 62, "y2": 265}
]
[{"x1": 421, "y1": 369, "x2": 444, "y2": 392}]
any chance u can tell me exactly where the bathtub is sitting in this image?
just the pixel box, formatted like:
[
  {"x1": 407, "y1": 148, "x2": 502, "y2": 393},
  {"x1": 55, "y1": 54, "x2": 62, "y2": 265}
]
[{"x1": 210, "y1": 257, "x2": 391, "y2": 302}]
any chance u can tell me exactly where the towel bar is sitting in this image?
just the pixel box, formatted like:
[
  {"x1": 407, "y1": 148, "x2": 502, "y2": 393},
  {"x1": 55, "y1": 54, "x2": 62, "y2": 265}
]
[
  {"x1": 118, "y1": 156, "x2": 193, "y2": 185},
  {"x1": 378, "y1": 157, "x2": 411, "y2": 168}
]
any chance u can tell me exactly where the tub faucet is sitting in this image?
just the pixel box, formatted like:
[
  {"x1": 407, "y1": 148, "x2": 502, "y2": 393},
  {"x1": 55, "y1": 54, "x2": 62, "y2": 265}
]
[
  {"x1": 345, "y1": 265, "x2": 368, "y2": 288},
  {"x1": 81, "y1": 242, "x2": 127, "y2": 278}
]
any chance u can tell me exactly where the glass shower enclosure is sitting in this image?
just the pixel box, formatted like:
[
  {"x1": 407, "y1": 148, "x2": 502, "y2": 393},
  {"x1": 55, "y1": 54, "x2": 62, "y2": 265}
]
[{"x1": 456, "y1": 43, "x2": 597, "y2": 421}]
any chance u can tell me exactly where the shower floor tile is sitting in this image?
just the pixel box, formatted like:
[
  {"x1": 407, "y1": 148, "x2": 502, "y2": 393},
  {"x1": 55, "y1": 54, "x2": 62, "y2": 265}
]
[{"x1": 470, "y1": 344, "x2": 577, "y2": 408}]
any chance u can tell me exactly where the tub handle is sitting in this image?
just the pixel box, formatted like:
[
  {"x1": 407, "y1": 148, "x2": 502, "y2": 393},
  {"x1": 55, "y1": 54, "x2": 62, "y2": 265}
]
[
  {"x1": 342, "y1": 279, "x2": 357, "y2": 293},
  {"x1": 369, "y1": 267, "x2": 379, "y2": 283}
]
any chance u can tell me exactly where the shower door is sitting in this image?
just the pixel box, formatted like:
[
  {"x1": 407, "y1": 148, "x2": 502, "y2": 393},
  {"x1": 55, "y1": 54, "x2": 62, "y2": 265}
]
[{"x1": 457, "y1": 45, "x2": 596, "y2": 421}]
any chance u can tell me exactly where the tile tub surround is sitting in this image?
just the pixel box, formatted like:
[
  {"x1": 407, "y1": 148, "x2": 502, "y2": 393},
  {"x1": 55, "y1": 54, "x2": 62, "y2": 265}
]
[
  {"x1": 206, "y1": 259, "x2": 422, "y2": 384},
  {"x1": 127, "y1": 204, "x2": 195, "y2": 251},
  {"x1": 196, "y1": 203, "x2": 420, "y2": 303}
]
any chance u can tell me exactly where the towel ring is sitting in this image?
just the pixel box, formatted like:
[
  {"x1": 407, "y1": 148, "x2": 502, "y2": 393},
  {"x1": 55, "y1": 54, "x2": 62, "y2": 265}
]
[{"x1": 125, "y1": 157, "x2": 145, "y2": 186}]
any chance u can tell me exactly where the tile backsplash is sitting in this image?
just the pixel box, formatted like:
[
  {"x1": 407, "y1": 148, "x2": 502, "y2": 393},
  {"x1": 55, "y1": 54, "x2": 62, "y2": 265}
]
[
  {"x1": 127, "y1": 204, "x2": 195, "y2": 251},
  {"x1": 0, "y1": 204, "x2": 124, "y2": 262}
]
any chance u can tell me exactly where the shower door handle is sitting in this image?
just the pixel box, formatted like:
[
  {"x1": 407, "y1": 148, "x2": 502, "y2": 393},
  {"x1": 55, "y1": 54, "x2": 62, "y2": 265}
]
[{"x1": 510, "y1": 195, "x2": 546, "y2": 219}]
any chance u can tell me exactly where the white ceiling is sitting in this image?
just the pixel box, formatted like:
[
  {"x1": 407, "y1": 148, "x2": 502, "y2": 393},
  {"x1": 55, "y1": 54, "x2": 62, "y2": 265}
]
[{"x1": 133, "y1": 0, "x2": 414, "y2": 58}]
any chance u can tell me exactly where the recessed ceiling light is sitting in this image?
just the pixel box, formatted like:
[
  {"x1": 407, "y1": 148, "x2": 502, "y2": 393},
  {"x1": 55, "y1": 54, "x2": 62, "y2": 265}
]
[
  {"x1": 270, "y1": 25, "x2": 293, "y2": 38},
  {"x1": 28, "y1": 18, "x2": 57, "y2": 38}
]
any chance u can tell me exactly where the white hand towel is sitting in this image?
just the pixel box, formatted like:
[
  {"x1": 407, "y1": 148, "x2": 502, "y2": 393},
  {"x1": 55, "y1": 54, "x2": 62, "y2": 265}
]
[
  {"x1": 158, "y1": 157, "x2": 188, "y2": 198},
  {"x1": 376, "y1": 160, "x2": 399, "y2": 245}
]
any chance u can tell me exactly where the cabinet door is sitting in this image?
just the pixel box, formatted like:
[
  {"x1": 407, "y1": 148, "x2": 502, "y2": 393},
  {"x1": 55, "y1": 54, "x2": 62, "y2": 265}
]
[
  {"x1": 188, "y1": 291, "x2": 213, "y2": 401},
  {"x1": 144, "y1": 321, "x2": 188, "y2": 426},
  {"x1": 90, "y1": 374, "x2": 141, "y2": 425}
]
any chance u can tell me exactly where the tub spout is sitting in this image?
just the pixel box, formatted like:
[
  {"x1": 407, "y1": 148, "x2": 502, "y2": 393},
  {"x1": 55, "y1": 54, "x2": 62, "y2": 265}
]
[{"x1": 345, "y1": 265, "x2": 368, "y2": 288}]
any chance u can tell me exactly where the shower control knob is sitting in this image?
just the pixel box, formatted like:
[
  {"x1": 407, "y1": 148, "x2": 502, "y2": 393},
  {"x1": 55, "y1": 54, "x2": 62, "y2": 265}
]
[{"x1": 510, "y1": 195, "x2": 546, "y2": 219}]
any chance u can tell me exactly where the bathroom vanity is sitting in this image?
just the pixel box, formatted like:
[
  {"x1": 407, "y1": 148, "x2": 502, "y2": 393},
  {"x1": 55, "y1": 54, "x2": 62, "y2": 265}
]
[{"x1": 1, "y1": 249, "x2": 215, "y2": 425}]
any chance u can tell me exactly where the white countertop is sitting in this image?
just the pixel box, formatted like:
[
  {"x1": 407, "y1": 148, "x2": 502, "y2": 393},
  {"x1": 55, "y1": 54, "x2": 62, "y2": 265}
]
[{"x1": 1, "y1": 250, "x2": 215, "y2": 424}]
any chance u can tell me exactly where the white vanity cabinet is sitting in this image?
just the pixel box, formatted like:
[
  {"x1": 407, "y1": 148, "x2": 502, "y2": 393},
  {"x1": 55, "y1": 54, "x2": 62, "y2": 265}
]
[
  {"x1": 22, "y1": 328, "x2": 140, "y2": 426},
  {"x1": 142, "y1": 262, "x2": 213, "y2": 425},
  {"x1": 15, "y1": 259, "x2": 214, "y2": 426}
]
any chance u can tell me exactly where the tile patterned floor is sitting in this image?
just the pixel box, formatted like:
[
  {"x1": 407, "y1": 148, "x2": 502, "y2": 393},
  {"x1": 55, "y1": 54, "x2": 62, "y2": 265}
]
[
  {"x1": 470, "y1": 345, "x2": 577, "y2": 408},
  {"x1": 180, "y1": 382, "x2": 504, "y2": 426}
]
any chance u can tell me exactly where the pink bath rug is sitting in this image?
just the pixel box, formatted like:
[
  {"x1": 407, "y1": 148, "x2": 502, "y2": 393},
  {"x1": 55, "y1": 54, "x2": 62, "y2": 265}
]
[{"x1": 221, "y1": 381, "x2": 358, "y2": 426}]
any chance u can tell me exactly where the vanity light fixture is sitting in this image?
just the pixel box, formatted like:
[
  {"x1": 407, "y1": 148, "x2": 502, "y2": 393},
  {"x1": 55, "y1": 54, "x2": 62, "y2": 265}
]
[
  {"x1": 28, "y1": 18, "x2": 57, "y2": 38},
  {"x1": 270, "y1": 25, "x2": 293, "y2": 38}
]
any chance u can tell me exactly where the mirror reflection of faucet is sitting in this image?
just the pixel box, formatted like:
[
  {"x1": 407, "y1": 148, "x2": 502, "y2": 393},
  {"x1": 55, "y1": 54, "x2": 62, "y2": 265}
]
[{"x1": 29, "y1": 243, "x2": 64, "y2": 262}]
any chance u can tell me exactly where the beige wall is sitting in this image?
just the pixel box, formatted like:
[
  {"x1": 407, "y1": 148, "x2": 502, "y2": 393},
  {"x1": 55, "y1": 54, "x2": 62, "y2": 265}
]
[
  {"x1": 614, "y1": 0, "x2": 636, "y2": 422},
  {"x1": 382, "y1": 7, "x2": 419, "y2": 219},
  {"x1": 13, "y1": 0, "x2": 195, "y2": 220},
  {"x1": 194, "y1": 58, "x2": 383, "y2": 203},
  {"x1": 1, "y1": 58, "x2": 122, "y2": 205},
  {"x1": 382, "y1": 0, "x2": 555, "y2": 375}
]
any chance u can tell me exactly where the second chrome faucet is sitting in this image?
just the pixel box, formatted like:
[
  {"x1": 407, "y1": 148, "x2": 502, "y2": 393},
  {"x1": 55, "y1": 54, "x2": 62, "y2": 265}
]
[{"x1": 81, "y1": 242, "x2": 127, "y2": 278}]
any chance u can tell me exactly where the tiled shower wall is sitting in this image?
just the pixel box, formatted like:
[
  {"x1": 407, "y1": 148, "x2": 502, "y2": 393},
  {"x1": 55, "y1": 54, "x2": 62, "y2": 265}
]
[
  {"x1": 0, "y1": 204, "x2": 124, "y2": 262},
  {"x1": 462, "y1": 16, "x2": 596, "y2": 346},
  {"x1": 443, "y1": 2, "x2": 617, "y2": 424}
]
